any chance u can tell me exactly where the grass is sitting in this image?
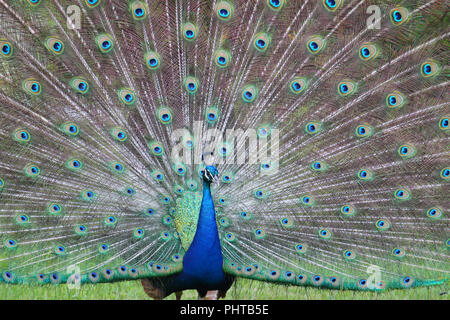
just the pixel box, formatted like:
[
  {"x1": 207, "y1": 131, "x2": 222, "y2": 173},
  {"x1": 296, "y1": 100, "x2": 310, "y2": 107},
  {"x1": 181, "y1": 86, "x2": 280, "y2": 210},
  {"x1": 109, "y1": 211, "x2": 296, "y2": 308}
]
[{"x1": 0, "y1": 278, "x2": 448, "y2": 300}]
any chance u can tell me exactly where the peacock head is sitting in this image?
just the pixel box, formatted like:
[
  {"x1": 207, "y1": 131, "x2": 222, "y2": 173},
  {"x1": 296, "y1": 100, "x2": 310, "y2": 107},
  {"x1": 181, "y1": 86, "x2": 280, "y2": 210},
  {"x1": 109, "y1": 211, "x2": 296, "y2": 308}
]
[{"x1": 202, "y1": 165, "x2": 219, "y2": 183}]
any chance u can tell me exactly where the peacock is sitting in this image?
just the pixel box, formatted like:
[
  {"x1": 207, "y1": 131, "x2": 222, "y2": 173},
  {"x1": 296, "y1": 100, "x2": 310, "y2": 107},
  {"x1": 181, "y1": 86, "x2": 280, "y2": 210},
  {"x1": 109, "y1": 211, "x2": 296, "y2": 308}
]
[{"x1": 0, "y1": 0, "x2": 448, "y2": 301}]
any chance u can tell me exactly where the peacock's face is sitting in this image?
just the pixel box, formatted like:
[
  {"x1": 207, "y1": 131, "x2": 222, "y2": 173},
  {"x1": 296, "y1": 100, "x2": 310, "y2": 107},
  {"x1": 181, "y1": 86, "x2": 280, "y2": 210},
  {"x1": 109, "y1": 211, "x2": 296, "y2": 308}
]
[{"x1": 202, "y1": 165, "x2": 219, "y2": 183}]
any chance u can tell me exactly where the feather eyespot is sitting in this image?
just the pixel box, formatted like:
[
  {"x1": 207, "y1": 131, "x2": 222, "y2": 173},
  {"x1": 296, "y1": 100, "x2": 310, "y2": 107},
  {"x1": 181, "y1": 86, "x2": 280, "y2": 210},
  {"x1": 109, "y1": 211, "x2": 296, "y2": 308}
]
[
  {"x1": 54, "y1": 245, "x2": 67, "y2": 256},
  {"x1": 214, "y1": 49, "x2": 231, "y2": 68},
  {"x1": 47, "y1": 202, "x2": 63, "y2": 216},
  {"x1": 45, "y1": 37, "x2": 64, "y2": 55},
  {"x1": 15, "y1": 214, "x2": 31, "y2": 226},
  {"x1": 13, "y1": 128, "x2": 31, "y2": 144},
  {"x1": 307, "y1": 35, "x2": 325, "y2": 54},
  {"x1": 159, "y1": 194, "x2": 172, "y2": 205},
  {"x1": 394, "y1": 187, "x2": 411, "y2": 201},
  {"x1": 438, "y1": 116, "x2": 449, "y2": 131},
  {"x1": 420, "y1": 60, "x2": 441, "y2": 78},
  {"x1": 160, "y1": 231, "x2": 171, "y2": 241},
  {"x1": 343, "y1": 249, "x2": 356, "y2": 260},
  {"x1": 300, "y1": 195, "x2": 315, "y2": 206},
  {"x1": 392, "y1": 248, "x2": 406, "y2": 259},
  {"x1": 323, "y1": 0, "x2": 344, "y2": 12},
  {"x1": 215, "y1": 1, "x2": 234, "y2": 21},
  {"x1": 267, "y1": 0, "x2": 285, "y2": 11},
  {"x1": 85, "y1": 0, "x2": 101, "y2": 8},
  {"x1": 148, "y1": 141, "x2": 165, "y2": 156},
  {"x1": 254, "y1": 189, "x2": 268, "y2": 200},
  {"x1": 96, "y1": 33, "x2": 114, "y2": 53},
  {"x1": 254, "y1": 228, "x2": 266, "y2": 239},
  {"x1": 311, "y1": 160, "x2": 328, "y2": 172},
  {"x1": 133, "y1": 228, "x2": 145, "y2": 240},
  {"x1": 118, "y1": 88, "x2": 136, "y2": 105},
  {"x1": 305, "y1": 121, "x2": 322, "y2": 135},
  {"x1": 219, "y1": 217, "x2": 230, "y2": 228},
  {"x1": 182, "y1": 23, "x2": 198, "y2": 41},
  {"x1": 144, "y1": 51, "x2": 161, "y2": 70},
  {"x1": 186, "y1": 179, "x2": 198, "y2": 191},
  {"x1": 81, "y1": 190, "x2": 96, "y2": 202},
  {"x1": 75, "y1": 224, "x2": 88, "y2": 236},
  {"x1": 340, "y1": 204, "x2": 356, "y2": 217},
  {"x1": 295, "y1": 243, "x2": 308, "y2": 254},
  {"x1": 24, "y1": 164, "x2": 41, "y2": 178},
  {"x1": 400, "y1": 276, "x2": 414, "y2": 288},
  {"x1": 357, "y1": 168, "x2": 374, "y2": 181},
  {"x1": 109, "y1": 161, "x2": 125, "y2": 174},
  {"x1": 205, "y1": 106, "x2": 220, "y2": 124},
  {"x1": 280, "y1": 217, "x2": 294, "y2": 228},
  {"x1": 70, "y1": 77, "x2": 89, "y2": 94},
  {"x1": 173, "y1": 185, "x2": 184, "y2": 195},
  {"x1": 61, "y1": 122, "x2": 80, "y2": 136},
  {"x1": 398, "y1": 143, "x2": 416, "y2": 159},
  {"x1": 4, "y1": 239, "x2": 18, "y2": 249},
  {"x1": 296, "y1": 274, "x2": 308, "y2": 284},
  {"x1": 239, "y1": 211, "x2": 252, "y2": 220},
  {"x1": 257, "y1": 124, "x2": 272, "y2": 138},
  {"x1": 225, "y1": 232, "x2": 236, "y2": 242},
  {"x1": 375, "y1": 218, "x2": 391, "y2": 231},
  {"x1": 104, "y1": 215, "x2": 118, "y2": 227},
  {"x1": 27, "y1": 0, "x2": 41, "y2": 6},
  {"x1": 242, "y1": 84, "x2": 258, "y2": 103},
  {"x1": 318, "y1": 228, "x2": 332, "y2": 240},
  {"x1": 151, "y1": 169, "x2": 165, "y2": 182},
  {"x1": 289, "y1": 77, "x2": 308, "y2": 94},
  {"x1": 440, "y1": 167, "x2": 450, "y2": 180},
  {"x1": 386, "y1": 91, "x2": 405, "y2": 109},
  {"x1": 66, "y1": 158, "x2": 83, "y2": 171},
  {"x1": 355, "y1": 124, "x2": 374, "y2": 138},
  {"x1": 110, "y1": 127, "x2": 128, "y2": 142},
  {"x1": 130, "y1": 1, "x2": 148, "y2": 20},
  {"x1": 312, "y1": 275, "x2": 324, "y2": 286},
  {"x1": 156, "y1": 106, "x2": 173, "y2": 125},
  {"x1": 337, "y1": 80, "x2": 357, "y2": 97},
  {"x1": 426, "y1": 207, "x2": 443, "y2": 220},
  {"x1": 253, "y1": 33, "x2": 271, "y2": 52},
  {"x1": 22, "y1": 79, "x2": 42, "y2": 95},
  {"x1": 183, "y1": 76, "x2": 199, "y2": 94},
  {"x1": 359, "y1": 43, "x2": 379, "y2": 61},
  {"x1": 0, "y1": 40, "x2": 13, "y2": 59},
  {"x1": 390, "y1": 7, "x2": 409, "y2": 26}
]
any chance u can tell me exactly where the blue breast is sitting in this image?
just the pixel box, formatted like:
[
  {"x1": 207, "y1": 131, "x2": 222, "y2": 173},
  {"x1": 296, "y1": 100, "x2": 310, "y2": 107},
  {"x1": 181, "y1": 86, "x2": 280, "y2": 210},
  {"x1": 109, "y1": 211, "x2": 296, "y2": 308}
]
[{"x1": 166, "y1": 180, "x2": 229, "y2": 292}]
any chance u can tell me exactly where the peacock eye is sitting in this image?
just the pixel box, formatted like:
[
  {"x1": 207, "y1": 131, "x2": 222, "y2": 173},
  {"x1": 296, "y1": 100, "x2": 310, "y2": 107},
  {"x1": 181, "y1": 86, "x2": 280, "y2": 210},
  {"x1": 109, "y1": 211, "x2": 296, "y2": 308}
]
[
  {"x1": 182, "y1": 23, "x2": 198, "y2": 41},
  {"x1": 392, "y1": 10, "x2": 403, "y2": 22},
  {"x1": 253, "y1": 33, "x2": 271, "y2": 52},
  {"x1": 306, "y1": 35, "x2": 325, "y2": 54},
  {"x1": 439, "y1": 117, "x2": 449, "y2": 130},
  {"x1": 215, "y1": 1, "x2": 234, "y2": 20},
  {"x1": 183, "y1": 76, "x2": 199, "y2": 94},
  {"x1": 2, "y1": 44, "x2": 10, "y2": 53},
  {"x1": 390, "y1": 7, "x2": 409, "y2": 26}
]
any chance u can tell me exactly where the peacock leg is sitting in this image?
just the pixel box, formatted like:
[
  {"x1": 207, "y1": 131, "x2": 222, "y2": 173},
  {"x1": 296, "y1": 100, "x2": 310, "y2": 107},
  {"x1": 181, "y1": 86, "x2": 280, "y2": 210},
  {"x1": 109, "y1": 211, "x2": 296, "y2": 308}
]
[{"x1": 140, "y1": 278, "x2": 166, "y2": 300}]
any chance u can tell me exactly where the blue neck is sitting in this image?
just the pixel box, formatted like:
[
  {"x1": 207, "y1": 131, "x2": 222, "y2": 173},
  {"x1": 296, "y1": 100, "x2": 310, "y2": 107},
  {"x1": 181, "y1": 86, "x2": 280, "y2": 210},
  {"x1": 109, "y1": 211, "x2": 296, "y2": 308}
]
[{"x1": 170, "y1": 180, "x2": 227, "y2": 291}]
